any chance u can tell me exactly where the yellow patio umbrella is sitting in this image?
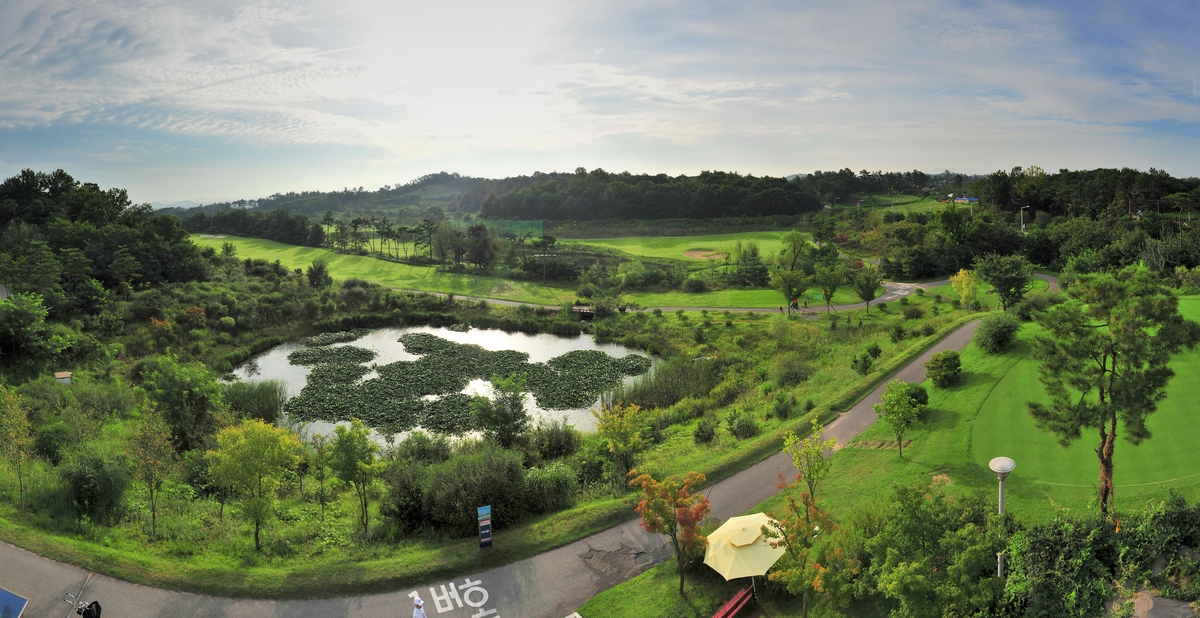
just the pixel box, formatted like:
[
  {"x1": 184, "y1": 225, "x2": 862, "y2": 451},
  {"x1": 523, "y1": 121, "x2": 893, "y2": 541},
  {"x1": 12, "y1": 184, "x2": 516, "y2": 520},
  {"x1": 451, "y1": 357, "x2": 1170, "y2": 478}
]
[{"x1": 703, "y1": 513, "x2": 786, "y2": 581}]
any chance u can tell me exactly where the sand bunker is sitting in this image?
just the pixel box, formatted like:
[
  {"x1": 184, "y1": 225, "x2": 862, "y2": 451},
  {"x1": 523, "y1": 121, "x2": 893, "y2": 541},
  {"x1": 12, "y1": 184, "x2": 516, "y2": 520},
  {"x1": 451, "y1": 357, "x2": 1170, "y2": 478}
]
[{"x1": 683, "y1": 249, "x2": 728, "y2": 260}]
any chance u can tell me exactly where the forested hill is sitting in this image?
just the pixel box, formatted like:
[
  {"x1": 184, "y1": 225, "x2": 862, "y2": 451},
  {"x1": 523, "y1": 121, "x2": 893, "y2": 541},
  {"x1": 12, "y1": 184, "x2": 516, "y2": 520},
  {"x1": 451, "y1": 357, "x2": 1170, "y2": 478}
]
[
  {"x1": 480, "y1": 170, "x2": 824, "y2": 220},
  {"x1": 0, "y1": 169, "x2": 207, "y2": 320},
  {"x1": 160, "y1": 171, "x2": 566, "y2": 221}
]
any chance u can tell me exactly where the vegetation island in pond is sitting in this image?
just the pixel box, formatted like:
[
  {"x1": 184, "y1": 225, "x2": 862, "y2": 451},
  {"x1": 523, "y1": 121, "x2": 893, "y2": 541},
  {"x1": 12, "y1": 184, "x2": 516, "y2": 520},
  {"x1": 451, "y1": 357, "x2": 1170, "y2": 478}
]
[{"x1": 282, "y1": 331, "x2": 651, "y2": 434}]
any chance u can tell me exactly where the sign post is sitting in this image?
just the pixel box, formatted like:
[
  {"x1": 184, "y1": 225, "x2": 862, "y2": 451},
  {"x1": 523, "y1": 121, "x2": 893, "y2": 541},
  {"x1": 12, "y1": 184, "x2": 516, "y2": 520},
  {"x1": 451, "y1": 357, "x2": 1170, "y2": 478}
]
[{"x1": 478, "y1": 505, "x2": 492, "y2": 548}]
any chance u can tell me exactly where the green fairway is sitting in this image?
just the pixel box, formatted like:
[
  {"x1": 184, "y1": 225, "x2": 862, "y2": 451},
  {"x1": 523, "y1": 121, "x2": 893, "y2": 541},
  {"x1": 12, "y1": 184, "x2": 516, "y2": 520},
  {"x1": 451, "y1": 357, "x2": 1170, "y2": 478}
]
[
  {"x1": 568, "y1": 231, "x2": 800, "y2": 261},
  {"x1": 859, "y1": 194, "x2": 949, "y2": 213},
  {"x1": 749, "y1": 297, "x2": 1200, "y2": 524},
  {"x1": 191, "y1": 235, "x2": 574, "y2": 305},
  {"x1": 194, "y1": 234, "x2": 880, "y2": 310},
  {"x1": 972, "y1": 295, "x2": 1200, "y2": 494},
  {"x1": 626, "y1": 284, "x2": 879, "y2": 308}
]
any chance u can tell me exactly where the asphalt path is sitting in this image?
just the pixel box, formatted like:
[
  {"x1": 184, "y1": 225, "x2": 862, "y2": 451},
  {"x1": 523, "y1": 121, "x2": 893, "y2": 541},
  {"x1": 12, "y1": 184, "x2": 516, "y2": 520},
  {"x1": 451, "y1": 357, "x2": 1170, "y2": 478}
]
[
  {"x1": 916, "y1": 272, "x2": 1061, "y2": 294},
  {"x1": 0, "y1": 315, "x2": 988, "y2": 618}
]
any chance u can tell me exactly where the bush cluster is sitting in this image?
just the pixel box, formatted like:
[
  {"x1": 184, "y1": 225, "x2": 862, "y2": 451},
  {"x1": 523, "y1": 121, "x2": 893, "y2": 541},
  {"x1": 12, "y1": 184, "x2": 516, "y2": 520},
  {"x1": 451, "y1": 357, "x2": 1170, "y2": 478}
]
[
  {"x1": 975, "y1": 312, "x2": 1021, "y2": 354},
  {"x1": 725, "y1": 409, "x2": 760, "y2": 440},
  {"x1": 925, "y1": 350, "x2": 962, "y2": 387}
]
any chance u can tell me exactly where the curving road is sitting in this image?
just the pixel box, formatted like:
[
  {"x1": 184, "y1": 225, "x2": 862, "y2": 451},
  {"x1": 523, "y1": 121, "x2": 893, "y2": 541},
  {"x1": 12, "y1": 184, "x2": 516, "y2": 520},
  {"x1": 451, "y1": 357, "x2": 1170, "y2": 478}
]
[{"x1": 0, "y1": 316, "x2": 989, "y2": 618}]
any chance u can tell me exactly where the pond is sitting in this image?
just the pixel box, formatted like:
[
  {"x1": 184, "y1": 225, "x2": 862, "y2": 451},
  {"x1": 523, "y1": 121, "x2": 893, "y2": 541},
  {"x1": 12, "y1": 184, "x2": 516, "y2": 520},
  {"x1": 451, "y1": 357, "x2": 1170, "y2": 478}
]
[{"x1": 232, "y1": 325, "x2": 650, "y2": 438}]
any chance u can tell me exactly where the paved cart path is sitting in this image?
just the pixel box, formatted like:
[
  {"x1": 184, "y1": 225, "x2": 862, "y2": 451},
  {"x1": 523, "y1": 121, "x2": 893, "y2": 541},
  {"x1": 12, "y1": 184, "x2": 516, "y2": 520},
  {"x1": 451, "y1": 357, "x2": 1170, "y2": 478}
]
[{"x1": 0, "y1": 319, "x2": 982, "y2": 618}]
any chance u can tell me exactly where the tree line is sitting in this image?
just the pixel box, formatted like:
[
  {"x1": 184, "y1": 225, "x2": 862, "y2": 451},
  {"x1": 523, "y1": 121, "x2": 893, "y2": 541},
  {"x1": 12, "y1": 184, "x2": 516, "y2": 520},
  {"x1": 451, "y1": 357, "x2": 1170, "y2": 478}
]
[{"x1": 479, "y1": 168, "x2": 825, "y2": 220}]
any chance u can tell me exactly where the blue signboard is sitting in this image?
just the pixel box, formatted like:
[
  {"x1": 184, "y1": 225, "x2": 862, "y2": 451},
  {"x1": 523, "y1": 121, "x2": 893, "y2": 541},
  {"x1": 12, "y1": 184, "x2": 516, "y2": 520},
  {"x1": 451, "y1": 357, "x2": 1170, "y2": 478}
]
[
  {"x1": 478, "y1": 505, "x2": 493, "y2": 548},
  {"x1": 0, "y1": 585, "x2": 28, "y2": 618}
]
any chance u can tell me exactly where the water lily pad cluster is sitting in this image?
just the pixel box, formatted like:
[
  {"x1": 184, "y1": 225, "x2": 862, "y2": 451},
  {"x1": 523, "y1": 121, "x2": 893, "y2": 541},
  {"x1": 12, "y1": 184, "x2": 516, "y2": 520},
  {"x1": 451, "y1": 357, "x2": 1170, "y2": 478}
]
[
  {"x1": 281, "y1": 333, "x2": 650, "y2": 434},
  {"x1": 300, "y1": 329, "x2": 371, "y2": 347}
]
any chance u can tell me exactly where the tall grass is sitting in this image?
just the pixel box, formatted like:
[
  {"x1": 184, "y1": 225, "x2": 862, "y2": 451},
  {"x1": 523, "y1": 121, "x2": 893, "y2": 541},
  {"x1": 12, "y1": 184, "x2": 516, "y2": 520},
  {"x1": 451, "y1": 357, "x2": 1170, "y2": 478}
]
[
  {"x1": 223, "y1": 380, "x2": 287, "y2": 424},
  {"x1": 609, "y1": 356, "x2": 723, "y2": 410}
]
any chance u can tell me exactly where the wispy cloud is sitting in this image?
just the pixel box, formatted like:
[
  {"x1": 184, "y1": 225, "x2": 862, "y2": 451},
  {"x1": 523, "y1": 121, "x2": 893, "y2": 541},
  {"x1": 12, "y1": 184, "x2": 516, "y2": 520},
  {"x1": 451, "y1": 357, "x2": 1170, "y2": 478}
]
[{"x1": 0, "y1": 0, "x2": 1195, "y2": 201}]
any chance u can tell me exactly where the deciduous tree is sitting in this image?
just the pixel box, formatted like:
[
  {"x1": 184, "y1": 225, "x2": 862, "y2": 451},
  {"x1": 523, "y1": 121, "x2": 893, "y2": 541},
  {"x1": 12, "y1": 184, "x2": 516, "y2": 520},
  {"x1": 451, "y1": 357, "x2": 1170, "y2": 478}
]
[
  {"x1": 628, "y1": 470, "x2": 710, "y2": 594},
  {"x1": 1029, "y1": 266, "x2": 1200, "y2": 513},
  {"x1": 950, "y1": 268, "x2": 979, "y2": 308},
  {"x1": 853, "y1": 265, "x2": 883, "y2": 314},
  {"x1": 593, "y1": 401, "x2": 644, "y2": 483},
  {"x1": 972, "y1": 253, "x2": 1032, "y2": 310},
  {"x1": 141, "y1": 354, "x2": 225, "y2": 452},
  {"x1": 815, "y1": 264, "x2": 849, "y2": 313},
  {"x1": 206, "y1": 419, "x2": 300, "y2": 551},
  {"x1": 132, "y1": 411, "x2": 178, "y2": 539},
  {"x1": 0, "y1": 387, "x2": 32, "y2": 506},
  {"x1": 331, "y1": 418, "x2": 384, "y2": 534},
  {"x1": 770, "y1": 270, "x2": 811, "y2": 315},
  {"x1": 872, "y1": 380, "x2": 924, "y2": 458},
  {"x1": 782, "y1": 417, "x2": 837, "y2": 522},
  {"x1": 471, "y1": 373, "x2": 530, "y2": 448}
]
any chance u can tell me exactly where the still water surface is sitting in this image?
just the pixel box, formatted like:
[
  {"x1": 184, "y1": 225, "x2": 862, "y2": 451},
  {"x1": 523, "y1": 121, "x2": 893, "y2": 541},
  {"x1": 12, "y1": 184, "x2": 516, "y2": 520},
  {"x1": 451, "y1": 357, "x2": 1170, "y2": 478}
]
[{"x1": 232, "y1": 325, "x2": 647, "y2": 438}]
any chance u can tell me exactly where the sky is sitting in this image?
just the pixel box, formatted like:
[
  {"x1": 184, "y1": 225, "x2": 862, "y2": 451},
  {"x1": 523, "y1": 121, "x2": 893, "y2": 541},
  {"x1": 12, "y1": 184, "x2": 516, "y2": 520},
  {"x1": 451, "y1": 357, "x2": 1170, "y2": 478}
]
[{"x1": 0, "y1": 0, "x2": 1196, "y2": 204}]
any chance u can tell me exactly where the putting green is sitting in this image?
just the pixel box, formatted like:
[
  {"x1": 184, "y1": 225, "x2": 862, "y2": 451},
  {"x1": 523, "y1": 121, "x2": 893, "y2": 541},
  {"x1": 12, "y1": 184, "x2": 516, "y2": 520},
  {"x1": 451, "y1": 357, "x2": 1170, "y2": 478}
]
[{"x1": 971, "y1": 296, "x2": 1200, "y2": 491}]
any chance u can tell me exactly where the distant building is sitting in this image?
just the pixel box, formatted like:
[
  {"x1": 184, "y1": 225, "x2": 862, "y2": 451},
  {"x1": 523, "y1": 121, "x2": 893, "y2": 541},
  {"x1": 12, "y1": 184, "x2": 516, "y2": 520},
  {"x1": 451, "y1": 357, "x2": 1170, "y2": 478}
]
[{"x1": 54, "y1": 372, "x2": 72, "y2": 385}]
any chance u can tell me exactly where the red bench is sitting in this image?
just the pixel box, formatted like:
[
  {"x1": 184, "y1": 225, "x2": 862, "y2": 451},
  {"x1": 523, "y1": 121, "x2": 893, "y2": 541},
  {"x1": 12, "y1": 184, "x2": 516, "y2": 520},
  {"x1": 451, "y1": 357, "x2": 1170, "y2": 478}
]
[{"x1": 712, "y1": 585, "x2": 755, "y2": 618}]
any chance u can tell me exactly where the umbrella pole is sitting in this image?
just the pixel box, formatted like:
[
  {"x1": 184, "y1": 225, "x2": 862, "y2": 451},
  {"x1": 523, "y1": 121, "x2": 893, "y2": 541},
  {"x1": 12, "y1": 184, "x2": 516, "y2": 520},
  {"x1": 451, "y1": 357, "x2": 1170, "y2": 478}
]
[{"x1": 751, "y1": 576, "x2": 757, "y2": 600}]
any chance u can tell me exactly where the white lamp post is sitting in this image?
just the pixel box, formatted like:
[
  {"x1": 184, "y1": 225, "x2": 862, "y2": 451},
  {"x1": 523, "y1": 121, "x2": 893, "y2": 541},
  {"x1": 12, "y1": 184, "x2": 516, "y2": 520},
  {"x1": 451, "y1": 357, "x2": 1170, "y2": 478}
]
[
  {"x1": 989, "y1": 456, "x2": 1015, "y2": 578},
  {"x1": 1020, "y1": 205, "x2": 1030, "y2": 231}
]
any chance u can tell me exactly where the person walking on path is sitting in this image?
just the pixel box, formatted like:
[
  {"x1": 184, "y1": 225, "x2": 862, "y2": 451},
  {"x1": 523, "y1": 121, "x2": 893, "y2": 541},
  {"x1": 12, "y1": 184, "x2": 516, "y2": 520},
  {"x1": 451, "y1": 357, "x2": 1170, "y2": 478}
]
[{"x1": 412, "y1": 596, "x2": 426, "y2": 618}]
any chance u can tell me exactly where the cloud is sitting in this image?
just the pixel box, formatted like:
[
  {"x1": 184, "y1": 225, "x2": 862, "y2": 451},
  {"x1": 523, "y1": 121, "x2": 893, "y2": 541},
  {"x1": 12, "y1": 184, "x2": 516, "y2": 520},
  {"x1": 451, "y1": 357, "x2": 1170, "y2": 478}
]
[{"x1": 0, "y1": 0, "x2": 1195, "y2": 201}]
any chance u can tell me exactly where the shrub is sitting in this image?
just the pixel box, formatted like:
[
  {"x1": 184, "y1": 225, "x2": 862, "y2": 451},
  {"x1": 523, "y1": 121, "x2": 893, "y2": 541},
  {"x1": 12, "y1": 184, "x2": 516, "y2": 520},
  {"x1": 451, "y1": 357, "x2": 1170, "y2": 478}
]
[
  {"x1": 920, "y1": 324, "x2": 935, "y2": 336},
  {"x1": 694, "y1": 417, "x2": 718, "y2": 444},
  {"x1": 877, "y1": 302, "x2": 888, "y2": 312},
  {"x1": 576, "y1": 283, "x2": 597, "y2": 299},
  {"x1": 423, "y1": 444, "x2": 526, "y2": 536},
  {"x1": 915, "y1": 287, "x2": 925, "y2": 296},
  {"x1": 726, "y1": 410, "x2": 760, "y2": 439},
  {"x1": 35, "y1": 422, "x2": 72, "y2": 465},
  {"x1": 975, "y1": 312, "x2": 1021, "y2": 354},
  {"x1": 524, "y1": 461, "x2": 577, "y2": 514},
  {"x1": 889, "y1": 323, "x2": 906, "y2": 343},
  {"x1": 899, "y1": 297, "x2": 909, "y2": 306},
  {"x1": 925, "y1": 351, "x2": 962, "y2": 387},
  {"x1": 396, "y1": 430, "x2": 452, "y2": 465},
  {"x1": 1014, "y1": 290, "x2": 1058, "y2": 322},
  {"x1": 530, "y1": 418, "x2": 581, "y2": 461},
  {"x1": 903, "y1": 306, "x2": 924, "y2": 320},
  {"x1": 572, "y1": 437, "x2": 615, "y2": 486},
  {"x1": 381, "y1": 460, "x2": 426, "y2": 531},
  {"x1": 905, "y1": 383, "x2": 929, "y2": 407},
  {"x1": 218, "y1": 316, "x2": 236, "y2": 332},
  {"x1": 682, "y1": 276, "x2": 708, "y2": 293},
  {"x1": 62, "y1": 449, "x2": 131, "y2": 522},
  {"x1": 772, "y1": 392, "x2": 794, "y2": 419},
  {"x1": 803, "y1": 398, "x2": 815, "y2": 412},
  {"x1": 865, "y1": 342, "x2": 882, "y2": 359},
  {"x1": 770, "y1": 351, "x2": 810, "y2": 387},
  {"x1": 710, "y1": 376, "x2": 746, "y2": 407},
  {"x1": 850, "y1": 353, "x2": 874, "y2": 376}
]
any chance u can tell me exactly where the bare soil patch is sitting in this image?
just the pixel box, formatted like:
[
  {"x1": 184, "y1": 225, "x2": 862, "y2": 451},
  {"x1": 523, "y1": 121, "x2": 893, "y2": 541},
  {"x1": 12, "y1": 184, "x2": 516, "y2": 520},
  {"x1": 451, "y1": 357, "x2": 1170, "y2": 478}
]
[{"x1": 682, "y1": 249, "x2": 728, "y2": 260}]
